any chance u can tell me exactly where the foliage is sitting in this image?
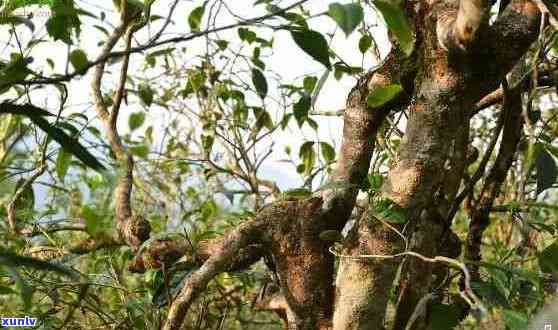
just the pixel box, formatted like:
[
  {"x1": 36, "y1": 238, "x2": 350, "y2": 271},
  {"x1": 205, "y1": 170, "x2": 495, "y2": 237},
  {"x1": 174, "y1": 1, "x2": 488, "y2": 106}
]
[{"x1": 0, "y1": 0, "x2": 556, "y2": 329}]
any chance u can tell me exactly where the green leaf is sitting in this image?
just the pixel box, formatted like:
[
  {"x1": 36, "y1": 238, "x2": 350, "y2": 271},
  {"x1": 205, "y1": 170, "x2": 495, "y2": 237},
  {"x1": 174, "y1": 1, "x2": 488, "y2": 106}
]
[
  {"x1": 46, "y1": 0, "x2": 81, "y2": 44},
  {"x1": 311, "y1": 69, "x2": 329, "y2": 107},
  {"x1": 367, "y1": 84, "x2": 403, "y2": 109},
  {"x1": 69, "y1": 49, "x2": 88, "y2": 74},
  {"x1": 56, "y1": 148, "x2": 72, "y2": 181},
  {"x1": 373, "y1": 197, "x2": 407, "y2": 223},
  {"x1": 0, "y1": 285, "x2": 15, "y2": 295},
  {"x1": 138, "y1": 84, "x2": 154, "y2": 106},
  {"x1": 319, "y1": 230, "x2": 343, "y2": 242},
  {"x1": 238, "y1": 27, "x2": 257, "y2": 43},
  {"x1": 216, "y1": 39, "x2": 228, "y2": 50},
  {"x1": 320, "y1": 142, "x2": 335, "y2": 163},
  {"x1": 373, "y1": 0, "x2": 414, "y2": 56},
  {"x1": 130, "y1": 144, "x2": 149, "y2": 158},
  {"x1": 294, "y1": 95, "x2": 311, "y2": 127},
  {"x1": 503, "y1": 310, "x2": 528, "y2": 330},
  {"x1": 471, "y1": 280, "x2": 509, "y2": 307},
  {"x1": 429, "y1": 304, "x2": 461, "y2": 330},
  {"x1": 538, "y1": 241, "x2": 558, "y2": 274},
  {"x1": 303, "y1": 76, "x2": 318, "y2": 93},
  {"x1": 253, "y1": 107, "x2": 273, "y2": 131},
  {"x1": 188, "y1": 5, "x2": 205, "y2": 32},
  {"x1": 290, "y1": 29, "x2": 331, "y2": 69},
  {"x1": 359, "y1": 34, "x2": 373, "y2": 54},
  {"x1": 299, "y1": 141, "x2": 316, "y2": 175},
  {"x1": 0, "y1": 103, "x2": 105, "y2": 171},
  {"x1": 535, "y1": 148, "x2": 557, "y2": 195},
  {"x1": 0, "y1": 54, "x2": 32, "y2": 94},
  {"x1": 251, "y1": 69, "x2": 268, "y2": 99},
  {"x1": 368, "y1": 174, "x2": 384, "y2": 191},
  {"x1": 82, "y1": 205, "x2": 101, "y2": 236},
  {"x1": 328, "y1": 3, "x2": 364, "y2": 36},
  {"x1": 129, "y1": 112, "x2": 146, "y2": 131}
]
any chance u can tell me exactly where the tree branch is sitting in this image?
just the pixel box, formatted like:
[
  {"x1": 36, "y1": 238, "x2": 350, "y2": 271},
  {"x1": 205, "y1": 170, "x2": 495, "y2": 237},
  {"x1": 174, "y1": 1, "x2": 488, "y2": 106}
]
[
  {"x1": 437, "y1": 0, "x2": 490, "y2": 52},
  {"x1": 466, "y1": 84, "x2": 524, "y2": 280},
  {"x1": 163, "y1": 218, "x2": 266, "y2": 330},
  {"x1": 90, "y1": 17, "x2": 150, "y2": 250}
]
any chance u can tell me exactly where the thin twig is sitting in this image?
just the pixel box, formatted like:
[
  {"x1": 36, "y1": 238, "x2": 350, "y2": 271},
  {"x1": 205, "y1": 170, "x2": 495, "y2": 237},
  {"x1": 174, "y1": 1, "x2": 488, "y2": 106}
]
[{"x1": 329, "y1": 247, "x2": 487, "y2": 316}]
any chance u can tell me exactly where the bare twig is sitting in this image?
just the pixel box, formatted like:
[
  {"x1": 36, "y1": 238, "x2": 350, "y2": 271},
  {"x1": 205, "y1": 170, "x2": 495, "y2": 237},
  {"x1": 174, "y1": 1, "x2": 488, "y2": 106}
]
[{"x1": 329, "y1": 247, "x2": 487, "y2": 316}]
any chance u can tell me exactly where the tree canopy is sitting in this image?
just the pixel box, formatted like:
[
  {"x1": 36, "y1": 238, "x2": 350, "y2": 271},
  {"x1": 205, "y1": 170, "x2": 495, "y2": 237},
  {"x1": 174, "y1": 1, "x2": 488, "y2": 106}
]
[{"x1": 1, "y1": 0, "x2": 558, "y2": 329}]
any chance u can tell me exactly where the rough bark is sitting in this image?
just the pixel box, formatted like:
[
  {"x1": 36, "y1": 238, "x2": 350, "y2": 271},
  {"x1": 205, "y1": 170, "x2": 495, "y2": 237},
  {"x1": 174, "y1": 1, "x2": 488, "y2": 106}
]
[
  {"x1": 331, "y1": 1, "x2": 541, "y2": 329},
  {"x1": 332, "y1": 212, "x2": 404, "y2": 330},
  {"x1": 331, "y1": 47, "x2": 417, "y2": 330},
  {"x1": 391, "y1": 1, "x2": 540, "y2": 328},
  {"x1": 161, "y1": 1, "x2": 541, "y2": 329},
  {"x1": 321, "y1": 50, "x2": 414, "y2": 231}
]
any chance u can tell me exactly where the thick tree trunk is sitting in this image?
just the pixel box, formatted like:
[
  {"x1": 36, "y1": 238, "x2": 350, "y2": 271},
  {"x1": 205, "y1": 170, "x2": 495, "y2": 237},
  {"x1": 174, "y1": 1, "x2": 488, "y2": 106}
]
[
  {"x1": 163, "y1": 2, "x2": 541, "y2": 329},
  {"x1": 333, "y1": 1, "x2": 540, "y2": 329}
]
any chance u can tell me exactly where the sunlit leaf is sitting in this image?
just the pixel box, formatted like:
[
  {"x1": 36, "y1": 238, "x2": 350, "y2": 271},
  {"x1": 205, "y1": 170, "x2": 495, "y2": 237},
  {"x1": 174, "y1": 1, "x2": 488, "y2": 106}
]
[
  {"x1": 367, "y1": 84, "x2": 403, "y2": 109},
  {"x1": 373, "y1": 197, "x2": 407, "y2": 223},
  {"x1": 328, "y1": 3, "x2": 364, "y2": 36},
  {"x1": 82, "y1": 205, "x2": 101, "y2": 236},
  {"x1": 282, "y1": 188, "x2": 312, "y2": 199},
  {"x1": 130, "y1": 144, "x2": 149, "y2": 158},
  {"x1": 56, "y1": 148, "x2": 72, "y2": 181},
  {"x1": 299, "y1": 141, "x2": 316, "y2": 175},
  {"x1": 373, "y1": 0, "x2": 414, "y2": 56},
  {"x1": 503, "y1": 309, "x2": 528, "y2": 330},
  {"x1": 129, "y1": 112, "x2": 146, "y2": 131},
  {"x1": 188, "y1": 5, "x2": 205, "y2": 32},
  {"x1": 320, "y1": 142, "x2": 335, "y2": 163}
]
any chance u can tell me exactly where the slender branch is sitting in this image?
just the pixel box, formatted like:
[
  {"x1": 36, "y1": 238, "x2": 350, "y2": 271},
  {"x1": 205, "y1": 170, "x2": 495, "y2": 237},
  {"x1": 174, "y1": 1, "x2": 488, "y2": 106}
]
[
  {"x1": 6, "y1": 161, "x2": 46, "y2": 233},
  {"x1": 447, "y1": 102, "x2": 507, "y2": 222},
  {"x1": 533, "y1": 0, "x2": 558, "y2": 30},
  {"x1": 466, "y1": 84, "x2": 524, "y2": 279},
  {"x1": 110, "y1": 26, "x2": 134, "y2": 130},
  {"x1": 2, "y1": 0, "x2": 309, "y2": 90},
  {"x1": 329, "y1": 247, "x2": 487, "y2": 317},
  {"x1": 90, "y1": 14, "x2": 150, "y2": 250}
]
